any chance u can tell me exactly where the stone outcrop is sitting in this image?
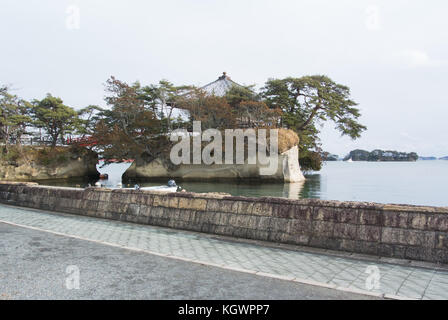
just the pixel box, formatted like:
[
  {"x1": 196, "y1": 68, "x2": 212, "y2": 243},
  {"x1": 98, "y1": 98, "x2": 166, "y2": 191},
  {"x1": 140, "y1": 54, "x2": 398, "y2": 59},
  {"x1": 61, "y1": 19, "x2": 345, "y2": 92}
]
[
  {"x1": 2, "y1": 182, "x2": 448, "y2": 264},
  {"x1": 123, "y1": 145, "x2": 304, "y2": 182},
  {"x1": 124, "y1": 129, "x2": 305, "y2": 182},
  {"x1": 0, "y1": 147, "x2": 99, "y2": 181}
]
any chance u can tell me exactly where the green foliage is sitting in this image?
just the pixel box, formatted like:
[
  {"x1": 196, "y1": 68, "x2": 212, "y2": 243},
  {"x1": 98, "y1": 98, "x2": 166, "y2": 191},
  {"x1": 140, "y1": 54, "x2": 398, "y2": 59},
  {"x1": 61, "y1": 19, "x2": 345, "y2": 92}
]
[
  {"x1": 299, "y1": 150, "x2": 323, "y2": 172},
  {"x1": 93, "y1": 77, "x2": 171, "y2": 162},
  {"x1": 1, "y1": 74, "x2": 366, "y2": 173},
  {"x1": 0, "y1": 86, "x2": 32, "y2": 152},
  {"x1": 76, "y1": 105, "x2": 104, "y2": 138},
  {"x1": 225, "y1": 84, "x2": 259, "y2": 109},
  {"x1": 36, "y1": 147, "x2": 52, "y2": 165},
  {"x1": 35, "y1": 147, "x2": 73, "y2": 166},
  {"x1": 262, "y1": 75, "x2": 365, "y2": 137},
  {"x1": 262, "y1": 75, "x2": 366, "y2": 170},
  {"x1": 31, "y1": 94, "x2": 79, "y2": 148},
  {"x1": 0, "y1": 145, "x2": 73, "y2": 166},
  {"x1": 138, "y1": 80, "x2": 192, "y2": 131},
  {"x1": 177, "y1": 89, "x2": 237, "y2": 130},
  {"x1": 0, "y1": 146, "x2": 20, "y2": 162},
  {"x1": 223, "y1": 85, "x2": 282, "y2": 129}
]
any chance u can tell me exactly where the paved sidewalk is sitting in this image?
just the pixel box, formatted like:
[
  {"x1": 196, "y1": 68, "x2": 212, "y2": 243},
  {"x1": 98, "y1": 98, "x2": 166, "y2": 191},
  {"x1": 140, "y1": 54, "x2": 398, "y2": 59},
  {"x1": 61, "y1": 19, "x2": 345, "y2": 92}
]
[
  {"x1": 1, "y1": 204, "x2": 448, "y2": 300},
  {"x1": 2, "y1": 223, "x2": 373, "y2": 299}
]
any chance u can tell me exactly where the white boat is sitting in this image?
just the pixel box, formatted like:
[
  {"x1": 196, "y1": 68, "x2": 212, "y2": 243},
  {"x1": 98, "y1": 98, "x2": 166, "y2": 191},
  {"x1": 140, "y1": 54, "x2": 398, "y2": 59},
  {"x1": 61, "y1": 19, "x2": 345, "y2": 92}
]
[
  {"x1": 346, "y1": 158, "x2": 354, "y2": 163},
  {"x1": 121, "y1": 180, "x2": 179, "y2": 193},
  {"x1": 138, "y1": 185, "x2": 178, "y2": 193}
]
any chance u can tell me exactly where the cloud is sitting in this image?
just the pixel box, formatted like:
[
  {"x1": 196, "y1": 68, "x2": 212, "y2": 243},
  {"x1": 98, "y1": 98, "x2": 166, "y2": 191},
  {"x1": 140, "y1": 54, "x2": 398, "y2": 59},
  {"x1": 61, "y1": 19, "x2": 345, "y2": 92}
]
[{"x1": 394, "y1": 50, "x2": 446, "y2": 68}]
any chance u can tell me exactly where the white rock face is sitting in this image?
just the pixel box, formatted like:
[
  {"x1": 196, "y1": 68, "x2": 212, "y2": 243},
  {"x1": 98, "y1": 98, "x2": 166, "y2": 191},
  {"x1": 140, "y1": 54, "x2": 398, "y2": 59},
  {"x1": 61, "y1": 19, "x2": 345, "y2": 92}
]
[
  {"x1": 123, "y1": 145, "x2": 305, "y2": 182},
  {"x1": 282, "y1": 145, "x2": 305, "y2": 182}
]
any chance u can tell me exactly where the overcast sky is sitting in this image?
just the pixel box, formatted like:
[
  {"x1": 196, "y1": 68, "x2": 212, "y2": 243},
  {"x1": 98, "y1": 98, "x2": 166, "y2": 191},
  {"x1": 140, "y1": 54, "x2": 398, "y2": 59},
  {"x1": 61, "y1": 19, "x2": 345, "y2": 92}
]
[{"x1": 1, "y1": 0, "x2": 447, "y2": 157}]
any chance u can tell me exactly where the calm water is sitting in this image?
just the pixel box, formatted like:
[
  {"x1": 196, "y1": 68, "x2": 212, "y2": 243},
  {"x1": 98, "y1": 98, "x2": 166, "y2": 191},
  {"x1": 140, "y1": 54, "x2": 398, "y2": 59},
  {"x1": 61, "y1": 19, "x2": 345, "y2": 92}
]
[{"x1": 41, "y1": 161, "x2": 448, "y2": 207}]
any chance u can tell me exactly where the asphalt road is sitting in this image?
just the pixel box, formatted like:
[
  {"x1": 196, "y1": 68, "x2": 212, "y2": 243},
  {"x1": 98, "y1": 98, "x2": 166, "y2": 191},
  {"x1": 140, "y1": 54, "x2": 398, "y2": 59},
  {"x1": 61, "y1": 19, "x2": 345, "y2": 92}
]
[{"x1": 0, "y1": 222, "x2": 378, "y2": 300}]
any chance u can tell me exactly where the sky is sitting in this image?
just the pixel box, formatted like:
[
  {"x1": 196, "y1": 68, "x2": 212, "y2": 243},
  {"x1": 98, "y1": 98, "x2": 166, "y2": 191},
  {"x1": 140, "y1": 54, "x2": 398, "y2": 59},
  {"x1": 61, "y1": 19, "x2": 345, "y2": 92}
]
[{"x1": 1, "y1": 0, "x2": 447, "y2": 157}]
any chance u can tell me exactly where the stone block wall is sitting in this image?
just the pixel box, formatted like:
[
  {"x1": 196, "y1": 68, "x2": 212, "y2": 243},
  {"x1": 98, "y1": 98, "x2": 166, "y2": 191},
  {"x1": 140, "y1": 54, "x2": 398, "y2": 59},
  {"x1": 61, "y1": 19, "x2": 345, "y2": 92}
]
[{"x1": 1, "y1": 182, "x2": 448, "y2": 264}]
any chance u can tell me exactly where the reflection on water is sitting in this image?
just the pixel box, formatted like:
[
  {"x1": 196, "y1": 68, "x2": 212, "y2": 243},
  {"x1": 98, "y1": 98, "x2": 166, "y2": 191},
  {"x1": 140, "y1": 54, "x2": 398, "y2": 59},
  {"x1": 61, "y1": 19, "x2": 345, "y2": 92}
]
[
  {"x1": 92, "y1": 162, "x2": 320, "y2": 200},
  {"x1": 283, "y1": 181, "x2": 305, "y2": 200},
  {"x1": 37, "y1": 161, "x2": 448, "y2": 206},
  {"x1": 43, "y1": 162, "x2": 319, "y2": 200},
  {"x1": 281, "y1": 177, "x2": 321, "y2": 200},
  {"x1": 296, "y1": 174, "x2": 321, "y2": 199}
]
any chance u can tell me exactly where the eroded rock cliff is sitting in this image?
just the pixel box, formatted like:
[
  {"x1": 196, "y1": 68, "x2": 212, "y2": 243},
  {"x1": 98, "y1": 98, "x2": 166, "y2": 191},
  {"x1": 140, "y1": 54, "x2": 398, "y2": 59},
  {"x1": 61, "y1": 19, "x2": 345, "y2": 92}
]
[
  {"x1": 123, "y1": 129, "x2": 305, "y2": 182},
  {"x1": 0, "y1": 146, "x2": 99, "y2": 181}
]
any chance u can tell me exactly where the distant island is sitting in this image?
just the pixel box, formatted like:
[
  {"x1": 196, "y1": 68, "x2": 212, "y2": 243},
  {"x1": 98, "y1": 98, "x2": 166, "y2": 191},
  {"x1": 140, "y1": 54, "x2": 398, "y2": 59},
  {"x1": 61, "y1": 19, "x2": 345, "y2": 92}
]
[
  {"x1": 322, "y1": 152, "x2": 339, "y2": 161},
  {"x1": 418, "y1": 156, "x2": 448, "y2": 160},
  {"x1": 344, "y1": 149, "x2": 418, "y2": 162}
]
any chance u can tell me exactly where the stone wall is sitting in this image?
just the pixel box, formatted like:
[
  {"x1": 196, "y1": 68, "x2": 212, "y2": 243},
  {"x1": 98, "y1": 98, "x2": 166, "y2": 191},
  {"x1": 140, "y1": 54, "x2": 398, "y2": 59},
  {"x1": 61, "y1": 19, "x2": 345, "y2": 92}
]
[{"x1": 1, "y1": 182, "x2": 448, "y2": 264}]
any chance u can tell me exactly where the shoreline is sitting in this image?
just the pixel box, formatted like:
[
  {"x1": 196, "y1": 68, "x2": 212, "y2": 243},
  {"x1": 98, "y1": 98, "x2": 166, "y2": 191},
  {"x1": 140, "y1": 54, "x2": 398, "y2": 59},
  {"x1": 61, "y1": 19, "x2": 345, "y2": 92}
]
[{"x1": 1, "y1": 181, "x2": 448, "y2": 265}]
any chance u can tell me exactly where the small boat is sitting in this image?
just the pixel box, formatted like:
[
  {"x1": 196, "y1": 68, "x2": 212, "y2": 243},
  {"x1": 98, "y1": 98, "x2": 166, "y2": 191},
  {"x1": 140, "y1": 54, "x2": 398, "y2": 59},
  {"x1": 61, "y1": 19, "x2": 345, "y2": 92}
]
[
  {"x1": 123, "y1": 180, "x2": 179, "y2": 193},
  {"x1": 138, "y1": 185, "x2": 179, "y2": 193},
  {"x1": 346, "y1": 158, "x2": 354, "y2": 163}
]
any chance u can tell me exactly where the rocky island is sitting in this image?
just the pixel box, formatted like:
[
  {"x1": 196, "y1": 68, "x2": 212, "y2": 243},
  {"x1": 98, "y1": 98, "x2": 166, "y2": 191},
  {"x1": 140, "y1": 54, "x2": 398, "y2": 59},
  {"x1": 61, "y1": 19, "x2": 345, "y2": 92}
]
[
  {"x1": 0, "y1": 146, "x2": 99, "y2": 182},
  {"x1": 321, "y1": 152, "x2": 339, "y2": 161},
  {"x1": 123, "y1": 129, "x2": 305, "y2": 183},
  {"x1": 344, "y1": 149, "x2": 418, "y2": 162}
]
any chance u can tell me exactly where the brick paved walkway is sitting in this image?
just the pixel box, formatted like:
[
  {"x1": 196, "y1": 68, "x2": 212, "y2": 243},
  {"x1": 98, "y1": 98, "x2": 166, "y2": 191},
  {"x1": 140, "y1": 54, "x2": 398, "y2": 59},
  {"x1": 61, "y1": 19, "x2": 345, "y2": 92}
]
[{"x1": 1, "y1": 204, "x2": 448, "y2": 300}]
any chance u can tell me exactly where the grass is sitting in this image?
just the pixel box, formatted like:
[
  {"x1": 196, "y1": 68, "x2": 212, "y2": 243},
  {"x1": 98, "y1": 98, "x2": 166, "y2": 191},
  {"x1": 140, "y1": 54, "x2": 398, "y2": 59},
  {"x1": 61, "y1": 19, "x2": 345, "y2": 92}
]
[
  {"x1": 1, "y1": 145, "x2": 80, "y2": 167},
  {"x1": 277, "y1": 129, "x2": 299, "y2": 154}
]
